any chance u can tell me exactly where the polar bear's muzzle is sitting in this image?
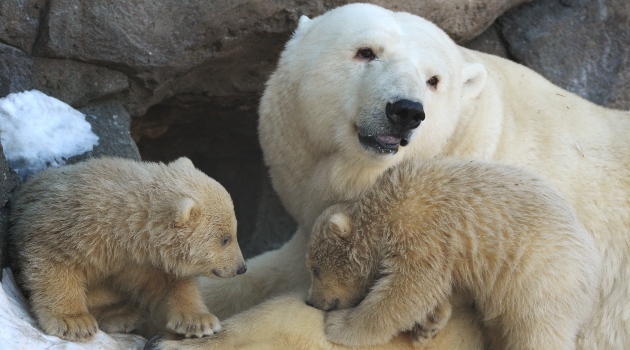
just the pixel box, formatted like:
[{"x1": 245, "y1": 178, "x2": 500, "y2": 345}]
[
  {"x1": 357, "y1": 99, "x2": 424, "y2": 154},
  {"x1": 386, "y1": 99, "x2": 425, "y2": 129}
]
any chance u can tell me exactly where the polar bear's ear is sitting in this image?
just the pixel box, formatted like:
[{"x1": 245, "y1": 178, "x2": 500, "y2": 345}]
[
  {"x1": 293, "y1": 15, "x2": 312, "y2": 38},
  {"x1": 328, "y1": 212, "x2": 352, "y2": 240},
  {"x1": 171, "y1": 157, "x2": 195, "y2": 168},
  {"x1": 173, "y1": 197, "x2": 197, "y2": 227},
  {"x1": 461, "y1": 62, "x2": 487, "y2": 101}
]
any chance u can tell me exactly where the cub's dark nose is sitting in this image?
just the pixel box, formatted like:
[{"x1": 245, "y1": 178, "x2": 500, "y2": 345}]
[
  {"x1": 386, "y1": 99, "x2": 425, "y2": 129},
  {"x1": 236, "y1": 264, "x2": 247, "y2": 275}
]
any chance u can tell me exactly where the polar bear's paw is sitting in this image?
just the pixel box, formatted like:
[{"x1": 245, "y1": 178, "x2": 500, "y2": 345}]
[
  {"x1": 165, "y1": 311, "x2": 221, "y2": 338},
  {"x1": 324, "y1": 308, "x2": 387, "y2": 346},
  {"x1": 410, "y1": 302, "x2": 452, "y2": 346},
  {"x1": 42, "y1": 312, "x2": 99, "y2": 342},
  {"x1": 97, "y1": 303, "x2": 143, "y2": 334},
  {"x1": 324, "y1": 309, "x2": 357, "y2": 345}
]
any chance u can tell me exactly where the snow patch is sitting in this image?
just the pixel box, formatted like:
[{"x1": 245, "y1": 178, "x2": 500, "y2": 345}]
[{"x1": 0, "y1": 90, "x2": 99, "y2": 181}]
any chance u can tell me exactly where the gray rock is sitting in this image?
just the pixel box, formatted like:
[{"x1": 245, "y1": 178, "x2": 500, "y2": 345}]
[
  {"x1": 243, "y1": 174, "x2": 297, "y2": 258},
  {"x1": 378, "y1": 0, "x2": 531, "y2": 42},
  {"x1": 463, "y1": 23, "x2": 509, "y2": 59},
  {"x1": 32, "y1": 0, "x2": 530, "y2": 116},
  {"x1": 0, "y1": 43, "x2": 32, "y2": 98},
  {"x1": 68, "y1": 101, "x2": 141, "y2": 163},
  {"x1": 0, "y1": 0, "x2": 46, "y2": 54},
  {"x1": 499, "y1": 0, "x2": 630, "y2": 110},
  {"x1": 0, "y1": 142, "x2": 20, "y2": 277},
  {"x1": 31, "y1": 58, "x2": 129, "y2": 108}
]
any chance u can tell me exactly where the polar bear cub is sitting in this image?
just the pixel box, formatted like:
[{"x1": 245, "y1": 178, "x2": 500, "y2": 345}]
[
  {"x1": 10, "y1": 157, "x2": 246, "y2": 342},
  {"x1": 306, "y1": 159, "x2": 601, "y2": 350}
]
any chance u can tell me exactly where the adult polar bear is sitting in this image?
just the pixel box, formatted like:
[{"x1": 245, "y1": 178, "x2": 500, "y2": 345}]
[{"x1": 151, "y1": 3, "x2": 630, "y2": 350}]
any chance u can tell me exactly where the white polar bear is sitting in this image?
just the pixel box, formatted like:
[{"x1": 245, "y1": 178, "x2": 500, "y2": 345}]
[{"x1": 149, "y1": 4, "x2": 630, "y2": 350}]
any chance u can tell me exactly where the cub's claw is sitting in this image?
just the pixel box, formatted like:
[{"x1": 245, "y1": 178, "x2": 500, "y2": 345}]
[
  {"x1": 410, "y1": 302, "x2": 452, "y2": 346},
  {"x1": 166, "y1": 311, "x2": 221, "y2": 338}
]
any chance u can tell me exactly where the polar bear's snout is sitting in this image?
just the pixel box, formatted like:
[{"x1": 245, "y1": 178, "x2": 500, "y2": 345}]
[
  {"x1": 357, "y1": 98, "x2": 423, "y2": 154},
  {"x1": 386, "y1": 99, "x2": 425, "y2": 131}
]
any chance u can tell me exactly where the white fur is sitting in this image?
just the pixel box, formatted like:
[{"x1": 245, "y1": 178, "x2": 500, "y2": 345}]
[{"x1": 153, "y1": 4, "x2": 630, "y2": 350}]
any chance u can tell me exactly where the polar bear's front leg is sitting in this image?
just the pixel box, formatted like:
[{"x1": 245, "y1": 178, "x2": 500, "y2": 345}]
[
  {"x1": 29, "y1": 266, "x2": 99, "y2": 342},
  {"x1": 198, "y1": 229, "x2": 311, "y2": 319},
  {"x1": 324, "y1": 270, "x2": 450, "y2": 347},
  {"x1": 153, "y1": 277, "x2": 221, "y2": 338}
]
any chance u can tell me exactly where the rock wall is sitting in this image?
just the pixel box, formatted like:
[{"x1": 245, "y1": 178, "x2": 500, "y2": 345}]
[{"x1": 1, "y1": 0, "x2": 629, "y2": 260}]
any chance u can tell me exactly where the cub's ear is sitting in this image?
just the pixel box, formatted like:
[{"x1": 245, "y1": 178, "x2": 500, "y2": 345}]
[
  {"x1": 171, "y1": 157, "x2": 195, "y2": 168},
  {"x1": 328, "y1": 212, "x2": 353, "y2": 241},
  {"x1": 461, "y1": 62, "x2": 487, "y2": 101},
  {"x1": 293, "y1": 15, "x2": 312, "y2": 38},
  {"x1": 173, "y1": 197, "x2": 197, "y2": 227}
]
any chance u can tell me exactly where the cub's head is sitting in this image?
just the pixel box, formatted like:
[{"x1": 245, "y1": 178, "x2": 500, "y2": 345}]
[
  {"x1": 305, "y1": 205, "x2": 378, "y2": 311},
  {"x1": 150, "y1": 157, "x2": 246, "y2": 278},
  {"x1": 260, "y1": 3, "x2": 487, "y2": 170}
]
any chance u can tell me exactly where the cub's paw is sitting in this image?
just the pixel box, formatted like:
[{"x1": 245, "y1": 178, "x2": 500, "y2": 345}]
[
  {"x1": 410, "y1": 302, "x2": 452, "y2": 346},
  {"x1": 166, "y1": 311, "x2": 221, "y2": 338},
  {"x1": 41, "y1": 313, "x2": 99, "y2": 342},
  {"x1": 97, "y1": 304, "x2": 143, "y2": 334},
  {"x1": 324, "y1": 309, "x2": 361, "y2": 346}
]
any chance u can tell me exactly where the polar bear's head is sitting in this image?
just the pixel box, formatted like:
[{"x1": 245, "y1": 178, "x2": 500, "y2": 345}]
[
  {"x1": 261, "y1": 3, "x2": 486, "y2": 158},
  {"x1": 148, "y1": 158, "x2": 247, "y2": 279},
  {"x1": 259, "y1": 4, "x2": 487, "y2": 225},
  {"x1": 305, "y1": 205, "x2": 376, "y2": 311}
]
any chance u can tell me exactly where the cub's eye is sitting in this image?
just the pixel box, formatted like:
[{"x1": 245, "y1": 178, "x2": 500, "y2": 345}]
[
  {"x1": 221, "y1": 235, "x2": 231, "y2": 247},
  {"x1": 312, "y1": 267, "x2": 320, "y2": 277},
  {"x1": 427, "y1": 76, "x2": 439, "y2": 89},
  {"x1": 356, "y1": 48, "x2": 376, "y2": 61}
]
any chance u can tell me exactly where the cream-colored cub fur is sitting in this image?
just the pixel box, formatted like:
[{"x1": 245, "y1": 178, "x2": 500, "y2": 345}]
[
  {"x1": 10, "y1": 157, "x2": 246, "y2": 342},
  {"x1": 306, "y1": 159, "x2": 601, "y2": 349},
  {"x1": 151, "y1": 3, "x2": 630, "y2": 350}
]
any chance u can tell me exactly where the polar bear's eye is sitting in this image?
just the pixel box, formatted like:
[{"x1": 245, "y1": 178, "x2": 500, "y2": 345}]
[
  {"x1": 221, "y1": 235, "x2": 232, "y2": 246},
  {"x1": 427, "y1": 76, "x2": 439, "y2": 89},
  {"x1": 356, "y1": 48, "x2": 376, "y2": 61},
  {"x1": 312, "y1": 267, "x2": 320, "y2": 277}
]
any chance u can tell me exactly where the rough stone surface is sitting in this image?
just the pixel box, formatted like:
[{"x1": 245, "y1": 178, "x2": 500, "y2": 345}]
[
  {"x1": 31, "y1": 0, "x2": 529, "y2": 116},
  {"x1": 0, "y1": 44, "x2": 32, "y2": 98},
  {"x1": 68, "y1": 101, "x2": 141, "y2": 164},
  {"x1": 32, "y1": 58, "x2": 129, "y2": 108},
  {"x1": 463, "y1": 23, "x2": 509, "y2": 59},
  {"x1": 0, "y1": 143, "x2": 20, "y2": 278},
  {"x1": 244, "y1": 176, "x2": 297, "y2": 258},
  {"x1": 499, "y1": 0, "x2": 630, "y2": 110},
  {"x1": 0, "y1": 0, "x2": 46, "y2": 54}
]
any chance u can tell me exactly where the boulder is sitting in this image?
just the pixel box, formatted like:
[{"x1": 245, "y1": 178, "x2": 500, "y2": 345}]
[
  {"x1": 0, "y1": 143, "x2": 20, "y2": 277},
  {"x1": 498, "y1": 0, "x2": 630, "y2": 110},
  {"x1": 0, "y1": 44, "x2": 32, "y2": 98},
  {"x1": 69, "y1": 101, "x2": 141, "y2": 163},
  {"x1": 0, "y1": 0, "x2": 46, "y2": 54},
  {"x1": 31, "y1": 58, "x2": 129, "y2": 108},
  {"x1": 32, "y1": 0, "x2": 530, "y2": 116}
]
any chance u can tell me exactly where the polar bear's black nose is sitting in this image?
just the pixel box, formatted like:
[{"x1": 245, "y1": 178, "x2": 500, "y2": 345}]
[
  {"x1": 386, "y1": 99, "x2": 425, "y2": 129},
  {"x1": 237, "y1": 264, "x2": 247, "y2": 275}
]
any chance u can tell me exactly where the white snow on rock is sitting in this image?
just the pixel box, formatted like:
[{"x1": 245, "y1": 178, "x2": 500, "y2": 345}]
[
  {"x1": 0, "y1": 268, "x2": 146, "y2": 350},
  {"x1": 0, "y1": 90, "x2": 99, "y2": 181}
]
